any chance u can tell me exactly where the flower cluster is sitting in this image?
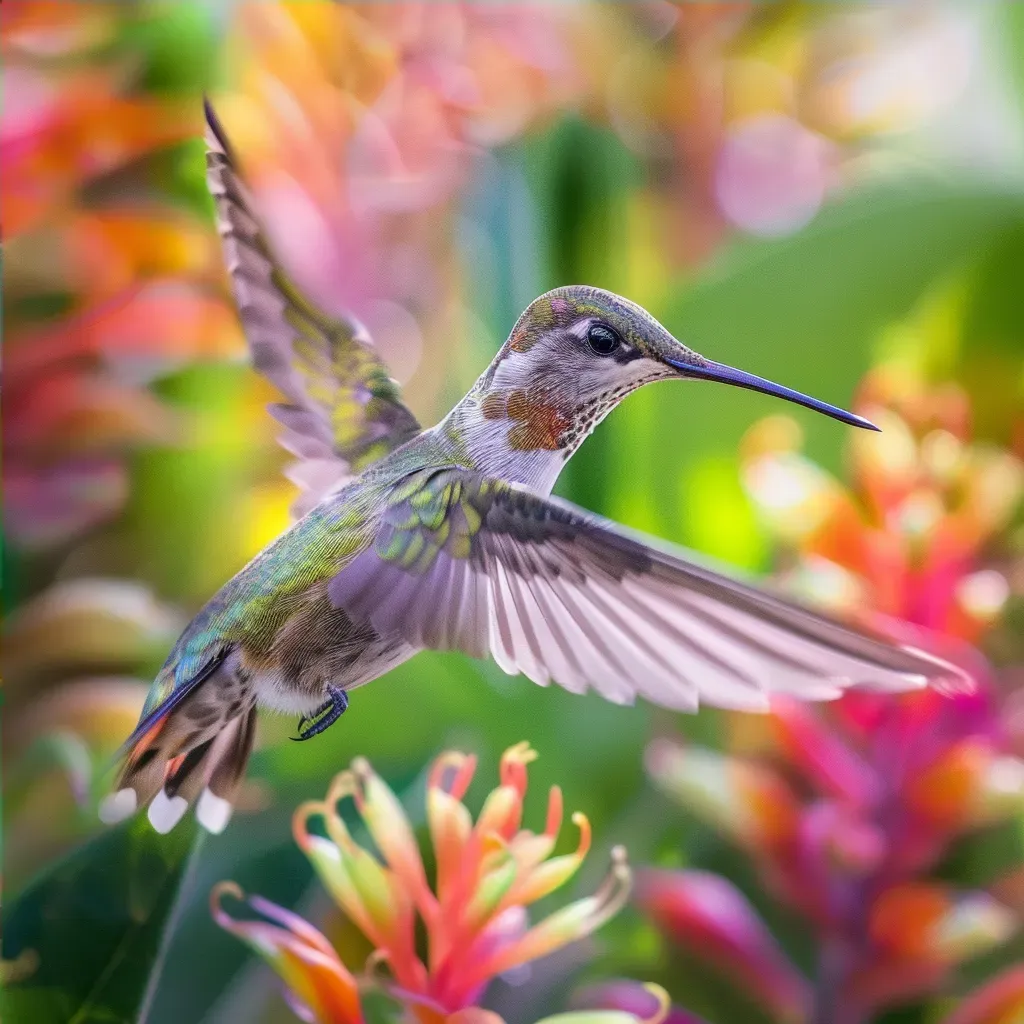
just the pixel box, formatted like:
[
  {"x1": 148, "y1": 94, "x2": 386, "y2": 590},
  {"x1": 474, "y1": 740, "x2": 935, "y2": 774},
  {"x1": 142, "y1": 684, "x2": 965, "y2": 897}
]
[
  {"x1": 214, "y1": 743, "x2": 649, "y2": 1024},
  {"x1": 620, "y1": 370, "x2": 1024, "y2": 1024},
  {"x1": 641, "y1": 697, "x2": 1022, "y2": 1023}
]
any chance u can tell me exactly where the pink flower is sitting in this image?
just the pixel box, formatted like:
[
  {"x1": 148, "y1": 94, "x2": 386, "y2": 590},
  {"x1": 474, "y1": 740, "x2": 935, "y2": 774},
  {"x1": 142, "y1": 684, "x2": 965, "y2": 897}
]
[{"x1": 634, "y1": 870, "x2": 809, "y2": 1023}]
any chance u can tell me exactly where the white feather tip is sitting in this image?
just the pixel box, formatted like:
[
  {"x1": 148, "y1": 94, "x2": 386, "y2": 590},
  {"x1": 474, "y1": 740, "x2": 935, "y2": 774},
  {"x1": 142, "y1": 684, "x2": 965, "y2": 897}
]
[
  {"x1": 148, "y1": 789, "x2": 188, "y2": 834},
  {"x1": 99, "y1": 788, "x2": 137, "y2": 824},
  {"x1": 196, "y1": 788, "x2": 233, "y2": 834}
]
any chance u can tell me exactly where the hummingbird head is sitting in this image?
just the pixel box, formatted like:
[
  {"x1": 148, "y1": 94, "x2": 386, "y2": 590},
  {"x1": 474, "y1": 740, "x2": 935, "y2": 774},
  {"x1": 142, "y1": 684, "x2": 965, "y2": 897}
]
[{"x1": 451, "y1": 285, "x2": 875, "y2": 491}]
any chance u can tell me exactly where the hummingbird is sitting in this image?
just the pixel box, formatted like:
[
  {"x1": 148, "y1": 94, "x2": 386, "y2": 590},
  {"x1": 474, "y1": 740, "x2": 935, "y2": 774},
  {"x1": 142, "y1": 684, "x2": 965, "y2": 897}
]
[{"x1": 102, "y1": 101, "x2": 967, "y2": 835}]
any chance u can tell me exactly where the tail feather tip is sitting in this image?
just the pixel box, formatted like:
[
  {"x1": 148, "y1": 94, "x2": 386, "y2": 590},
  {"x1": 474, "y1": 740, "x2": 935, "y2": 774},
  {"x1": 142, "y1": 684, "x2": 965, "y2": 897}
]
[
  {"x1": 148, "y1": 789, "x2": 189, "y2": 834},
  {"x1": 197, "y1": 788, "x2": 234, "y2": 834},
  {"x1": 99, "y1": 788, "x2": 138, "y2": 824}
]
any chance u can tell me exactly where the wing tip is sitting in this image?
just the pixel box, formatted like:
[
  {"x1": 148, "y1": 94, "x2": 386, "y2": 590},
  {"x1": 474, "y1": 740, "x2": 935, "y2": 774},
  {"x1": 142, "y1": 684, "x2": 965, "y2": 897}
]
[
  {"x1": 899, "y1": 644, "x2": 977, "y2": 697},
  {"x1": 203, "y1": 95, "x2": 235, "y2": 163}
]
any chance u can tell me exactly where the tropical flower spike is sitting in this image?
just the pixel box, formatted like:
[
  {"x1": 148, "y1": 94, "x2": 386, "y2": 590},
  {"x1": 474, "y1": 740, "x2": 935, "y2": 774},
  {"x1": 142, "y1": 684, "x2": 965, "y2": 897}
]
[{"x1": 214, "y1": 743, "x2": 651, "y2": 1024}]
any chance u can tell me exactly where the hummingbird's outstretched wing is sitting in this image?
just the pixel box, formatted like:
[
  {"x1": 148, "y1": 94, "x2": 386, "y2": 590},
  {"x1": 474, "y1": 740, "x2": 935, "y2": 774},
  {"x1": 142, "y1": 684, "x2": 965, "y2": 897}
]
[
  {"x1": 329, "y1": 469, "x2": 971, "y2": 710},
  {"x1": 205, "y1": 100, "x2": 421, "y2": 517}
]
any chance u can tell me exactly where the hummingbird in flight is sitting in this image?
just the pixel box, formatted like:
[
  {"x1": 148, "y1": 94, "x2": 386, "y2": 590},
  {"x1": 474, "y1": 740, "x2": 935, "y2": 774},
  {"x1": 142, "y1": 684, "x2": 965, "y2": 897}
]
[{"x1": 102, "y1": 101, "x2": 966, "y2": 835}]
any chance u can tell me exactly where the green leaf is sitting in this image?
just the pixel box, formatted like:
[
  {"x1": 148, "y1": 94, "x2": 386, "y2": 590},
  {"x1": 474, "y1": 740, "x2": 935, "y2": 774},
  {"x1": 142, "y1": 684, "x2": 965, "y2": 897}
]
[{"x1": 2, "y1": 818, "x2": 203, "y2": 1024}]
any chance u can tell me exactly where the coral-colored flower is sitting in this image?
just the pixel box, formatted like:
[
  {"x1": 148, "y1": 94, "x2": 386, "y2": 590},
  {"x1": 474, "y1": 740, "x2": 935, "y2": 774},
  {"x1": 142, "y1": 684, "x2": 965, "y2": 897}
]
[
  {"x1": 647, "y1": 697, "x2": 1024, "y2": 1017},
  {"x1": 214, "y1": 744, "x2": 636, "y2": 1023}
]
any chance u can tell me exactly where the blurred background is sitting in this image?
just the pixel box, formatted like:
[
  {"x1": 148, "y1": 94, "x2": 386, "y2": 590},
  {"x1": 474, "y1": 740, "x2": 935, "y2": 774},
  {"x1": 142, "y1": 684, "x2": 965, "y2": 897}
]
[{"x1": 4, "y1": 3, "x2": 1024, "y2": 1023}]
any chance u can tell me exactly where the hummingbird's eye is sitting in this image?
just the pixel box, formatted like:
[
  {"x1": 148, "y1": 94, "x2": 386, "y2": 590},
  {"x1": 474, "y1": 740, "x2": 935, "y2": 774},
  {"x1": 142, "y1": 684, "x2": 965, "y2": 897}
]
[{"x1": 587, "y1": 323, "x2": 621, "y2": 356}]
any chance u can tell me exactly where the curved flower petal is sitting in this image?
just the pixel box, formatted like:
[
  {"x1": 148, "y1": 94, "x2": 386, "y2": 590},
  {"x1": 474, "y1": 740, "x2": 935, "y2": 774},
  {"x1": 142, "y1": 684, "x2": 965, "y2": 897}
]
[
  {"x1": 506, "y1": 812, "x2": 592, "y2": 907},
  {"x1": 464, "y1": 847, "x2": 632, "y2": 991},
  {"x1": 345, "y1": 757, "x2": 436, "y2": 920},
  {"x1": 572, "y1": 981, "x2": 708, "y2": 1024},
  {"x1": 294, "y1": 800, "x2": 396, "y2": 947},
  {"x1": 869, "y1": 885, "x2": 1016, "y2": 963},
  {"x1": 429, "y1": 752, "x2": 477, "y2": 905},
  {"x1": 211, "y1": 882, "x2": 364, "y2": 1024},
  {"x1": 635, "y1": 869, "x2": 809, "y2": 1024},
  {"x1": 541, "y1": 984, "x2": 672, "y2": 1023},
  {"x1": 294, "y1": 794, "x2": 427, "y2": 993}
]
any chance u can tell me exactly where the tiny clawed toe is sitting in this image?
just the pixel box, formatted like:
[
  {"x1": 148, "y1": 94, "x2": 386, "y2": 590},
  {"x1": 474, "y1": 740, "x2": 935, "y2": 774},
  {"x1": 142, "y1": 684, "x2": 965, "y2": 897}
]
[{"x1": 292, "y1": 687, "x2": 349, "y2": 741}]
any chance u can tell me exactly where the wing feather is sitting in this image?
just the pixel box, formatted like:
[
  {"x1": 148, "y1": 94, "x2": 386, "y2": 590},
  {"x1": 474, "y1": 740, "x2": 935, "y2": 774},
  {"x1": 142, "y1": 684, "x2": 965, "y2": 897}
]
[
  {"x1": 327, "y1": 468, "x2": 971, "y2": 711},
  {"x1": 531, "y1": 576, "x2": 600, "y2": 696},
  {"x1": 608, "y1": 577, "x2": 764, "y2": 710},
  {"x1": 204, "y1": 99, "x2": 420, "y2": 517},
  {"x1": 499, "y1": 563, "x2": 548, "y2": 685}
]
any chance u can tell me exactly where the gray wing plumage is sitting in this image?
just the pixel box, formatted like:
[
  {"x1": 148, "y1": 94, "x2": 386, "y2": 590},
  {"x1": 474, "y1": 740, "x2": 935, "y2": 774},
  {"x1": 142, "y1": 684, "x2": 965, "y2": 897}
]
[
  {"x1": 204, "y1": 100, "x2": 421, "y2": 517},
  {"x1": 328, "y1": 468, "x2": 971, "y2": 711}
]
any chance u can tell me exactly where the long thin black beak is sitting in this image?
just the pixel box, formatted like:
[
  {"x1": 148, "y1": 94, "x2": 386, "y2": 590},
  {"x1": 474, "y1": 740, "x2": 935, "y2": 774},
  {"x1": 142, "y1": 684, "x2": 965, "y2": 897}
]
[{"x1": 665, "y1": 357, "x2": 879, "y2": 431}]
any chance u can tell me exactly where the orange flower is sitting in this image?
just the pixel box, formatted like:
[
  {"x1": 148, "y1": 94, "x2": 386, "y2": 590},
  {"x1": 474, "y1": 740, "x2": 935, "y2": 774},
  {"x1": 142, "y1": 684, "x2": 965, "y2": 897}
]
[
  {"x1": 869, "y1": 884, "x2": 1015, "y2": 965},
  {"x1": 214, "y1": 744, "x2": 636, "y2": 1023}
]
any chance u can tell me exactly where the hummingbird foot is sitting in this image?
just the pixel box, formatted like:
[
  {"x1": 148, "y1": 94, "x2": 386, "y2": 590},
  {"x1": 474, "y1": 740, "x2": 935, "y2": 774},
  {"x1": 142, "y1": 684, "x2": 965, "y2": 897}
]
[{"x1": 293, "y1": 685, "x2": 349, "y2": 741}]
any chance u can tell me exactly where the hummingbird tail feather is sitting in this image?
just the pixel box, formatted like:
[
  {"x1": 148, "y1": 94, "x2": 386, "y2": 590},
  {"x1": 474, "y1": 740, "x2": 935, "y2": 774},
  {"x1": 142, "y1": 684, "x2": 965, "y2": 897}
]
[
  {"x1": 197, "y1": 706, "x2": 257, "y2": 833},
  {"x1": 102, "y1": 698, "x2": 257, "y2": 835}
]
